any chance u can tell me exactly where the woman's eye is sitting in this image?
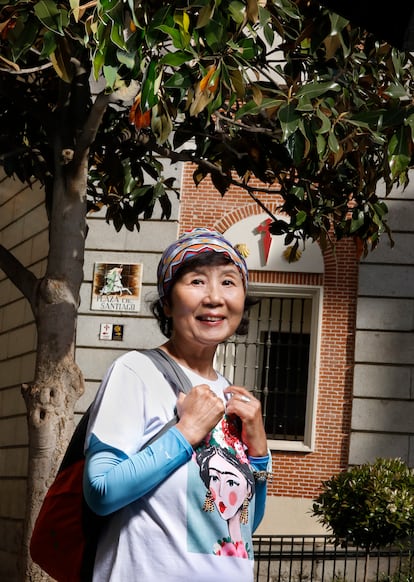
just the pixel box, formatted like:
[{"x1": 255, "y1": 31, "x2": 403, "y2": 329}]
[
  {"x1": 191, "y1": 278, "x2": 204, "y2": 285},
  {"x1": 223, "y1": 279, "x2": 235, "y2": 286}
]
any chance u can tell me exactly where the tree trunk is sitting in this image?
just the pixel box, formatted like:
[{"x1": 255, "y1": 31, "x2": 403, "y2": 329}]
[
  {"x1": 21, "y1": 349, "x2": 83, "y2": 582},
  {"x1": 0, "y1": 81, "x2": 111, "y2": 581},
  {"x1": 19, "y1": 152, "x2": 89, "y2": 581}
]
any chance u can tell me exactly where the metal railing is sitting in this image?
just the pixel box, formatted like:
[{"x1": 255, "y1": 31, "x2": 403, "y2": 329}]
[{"x1": 253, "y1": 535, "x2": 414, "y2": 582}]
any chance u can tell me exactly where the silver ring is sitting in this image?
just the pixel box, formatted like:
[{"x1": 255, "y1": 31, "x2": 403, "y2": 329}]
[{"x1": 240, "y1": 395, "x2": 251, "y2": 403}]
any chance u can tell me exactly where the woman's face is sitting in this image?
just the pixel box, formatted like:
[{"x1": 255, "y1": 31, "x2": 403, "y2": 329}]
[
  {"x1": 165, "y1": 263, "x2": 245, "y2": 349},
  {"x1": 207, "y1": 453, "x2": 250, "y2": 521}
]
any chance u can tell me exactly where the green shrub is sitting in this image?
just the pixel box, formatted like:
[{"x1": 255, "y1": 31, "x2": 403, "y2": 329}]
[{"x1": 312, "y1": 458, "x2": 414, "y2": 551}]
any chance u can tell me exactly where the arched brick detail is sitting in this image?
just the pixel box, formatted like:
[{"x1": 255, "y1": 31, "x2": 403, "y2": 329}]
[{"x1": 213, "y1": 203, "x2": 280, "y2": 234}]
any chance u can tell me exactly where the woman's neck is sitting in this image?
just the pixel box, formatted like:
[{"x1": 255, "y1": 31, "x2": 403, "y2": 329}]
[{"x1": 160, "y1": 340, "x2": 218, "y2": 380}]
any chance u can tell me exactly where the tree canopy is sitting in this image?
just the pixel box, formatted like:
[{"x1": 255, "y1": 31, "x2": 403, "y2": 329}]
[{"x1": 1, "y1": 0, "x2": 414, "y2": 257}]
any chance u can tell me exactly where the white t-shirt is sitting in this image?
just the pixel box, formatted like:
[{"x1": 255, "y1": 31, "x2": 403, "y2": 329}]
[{"x1": 86, "y1": 350, "x2": 258, "y2": 582}]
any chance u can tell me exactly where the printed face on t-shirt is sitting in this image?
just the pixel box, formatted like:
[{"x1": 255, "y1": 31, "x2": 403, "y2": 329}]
[{"x1": 207, "y1": 452, "x2": 250, "y2": 521}]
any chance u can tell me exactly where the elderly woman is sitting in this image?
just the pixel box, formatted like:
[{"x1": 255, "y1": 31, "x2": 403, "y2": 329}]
[{"x1": 83, "y1": 228, "x2": 270, "y2": 582}]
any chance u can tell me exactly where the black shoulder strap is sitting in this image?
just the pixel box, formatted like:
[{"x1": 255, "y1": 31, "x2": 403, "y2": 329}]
[
  {"x1": 139, "y1": 348, "x2": 193, "y2": 396},
  {"x1": 139, "y1": 348, "x2": 194, "y2": 446}
]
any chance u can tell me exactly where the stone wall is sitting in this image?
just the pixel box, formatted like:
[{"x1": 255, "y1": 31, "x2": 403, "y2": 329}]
[
  {"x1": 350, "y1": 182, "x2": 414, "y2": 465},
  {"x1": 0, "y1": 171, "x2": 47, "y2": 579}
]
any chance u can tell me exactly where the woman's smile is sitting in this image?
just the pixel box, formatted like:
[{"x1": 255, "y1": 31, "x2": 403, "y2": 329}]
[
  {"x1": 165, "y1": 263, "x2": 246, "y2": 348},
  {"x1": 196, "y1": 313, "x2": 225, "y2": 323}
]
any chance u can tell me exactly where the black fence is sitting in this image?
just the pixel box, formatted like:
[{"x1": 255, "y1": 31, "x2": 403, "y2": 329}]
[{"x1": 253, "y1": 535, "x2": 414, "y2": 582}]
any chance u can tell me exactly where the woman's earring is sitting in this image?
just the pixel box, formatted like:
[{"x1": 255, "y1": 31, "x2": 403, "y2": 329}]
[
  {"x1": 203, "y1": 490, "x2": 215, "y2": 513},
  {"x1": 240, "y1": 497, "x2": 249, "y2": 524}
]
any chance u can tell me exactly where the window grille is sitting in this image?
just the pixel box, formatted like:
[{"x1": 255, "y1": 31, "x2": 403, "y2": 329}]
[{"x1": 216, "y1": 288, "x2": 319, "y2": 446}]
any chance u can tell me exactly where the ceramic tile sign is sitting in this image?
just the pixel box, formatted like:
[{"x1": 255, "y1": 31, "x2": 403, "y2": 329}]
[{"x1": 91, "y1": 262, "x2": 143, "y2": 313}]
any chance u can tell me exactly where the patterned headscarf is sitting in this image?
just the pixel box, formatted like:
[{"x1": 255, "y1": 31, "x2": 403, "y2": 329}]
[{"x1": 157, "y1": 228, "x2": 248, "y2": 303}]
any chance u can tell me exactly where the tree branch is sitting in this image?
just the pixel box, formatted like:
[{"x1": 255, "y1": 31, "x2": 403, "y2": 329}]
[
  {"x1": 0, "y1": 61, "x2": 53, "y2": 75},
  {"x1": 74, "y1": 92, "x2": 112, "y2": 163},
  {"x1": 0, "y1": 244, "x2": 38, "y2": 308},
  {"x1": 149, "y1": 140, "x2": 281, "y2": 221}
]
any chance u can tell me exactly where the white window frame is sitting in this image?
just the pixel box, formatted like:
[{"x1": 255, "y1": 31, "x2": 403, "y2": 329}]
[{"x1": 216, "y1": 283, "x2": 323, "y2": 453}]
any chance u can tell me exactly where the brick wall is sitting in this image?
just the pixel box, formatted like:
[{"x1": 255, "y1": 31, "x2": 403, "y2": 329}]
[{"x1": 180, "y1": 164, "x2": 359, "y2": 499}]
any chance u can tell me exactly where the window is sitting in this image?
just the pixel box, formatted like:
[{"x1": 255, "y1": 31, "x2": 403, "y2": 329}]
[
  {"x1": 215, "y1": 285, "x2": 322, "y2": 451},
  {"x1": 260, "y1": 330, "x2": 310, "y2": 439}
]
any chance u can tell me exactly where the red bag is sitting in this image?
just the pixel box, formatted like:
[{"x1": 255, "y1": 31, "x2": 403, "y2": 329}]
[
  {"x1": 30, "y1": 410, "x2": 105, "y2": 582},
  {"x1": 30, "y1": 459, "x2": 89, "y2": 582}
]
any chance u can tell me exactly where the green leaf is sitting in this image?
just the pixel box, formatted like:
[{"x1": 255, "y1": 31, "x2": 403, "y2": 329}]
[
  {"x1": 153, "y1": 181, "x2": 165, "y2": 198},
  {"x1": 34, "y1": 0, "x2": 66, "y2": 35},
  {"x1": 316, "y1": 108, "x2": 331, "y2": 134},
  {"x1": 156, "y1": 24, "x2": 183, "y2": 49},
  {"x1": 346, "y1": 109, "x2": 387, "y2": 128},
  {"x1": 384, "y1": 83, "x2": 409, "y2": 99},
  {"x1": 93, "y1": 49, "x2": 105, "y2": 80},
  {"x1": 10, "y1": 18, "x2": 41, "y2": 61},
  {"x1": 316, "y1": 134, "x2": 326, "y2": 157},
  {"x1": 173, "y1": 11, "x2": 191, "y2": 47},
  {"x1": 278, "y1": 102, "x2": 300, "y2": 141},
  {"x1": 263, "y1": 22, "x2": 274, "y2": 46},
  {"x1": 228, "y1": 1, "x2": 246, "y2": 25},
  {"x1": 329, "y1": 12, "x2": 349, "y2": 35},
  {"x1": 291, "y1": 185, "x2": 305, "y2": 200},
  {"x1": 229, "y1": 68, "x2": 245, "y2": 98},
  {"x1": 141, "y1": 60, "x2": 158, "y2": 110},
  {"x1": 161, "y1": 51, "x2": 192, "y2": 66},
  {"x1": 196, "y1": 2, "x2": 215, "y2": 29},
  {"x1": 350, "y1": 209, "x2": 365, "y2": 233},
  {"x1": 296, "y1": 81, "x2": 341, "y2": 99},
  {"x1": 204, "y1": 20, "x2": 224, "y2": 50},
  {"x1": 296, "y1": 93, "x2": 313, "y2": 112},
  {"x1": 328, "y1": 131, "x2": 340, "y2": 153},
  {"x1": 286, "y1": 132, "x2": 305, "y2": 166},
  {"x1": 372, "y1": 201, "x2": 388, "y2": 219},
  {"x1": 405, "y1": 113, "x2": 414, "y2": 141},
  {"x1": 389, "y1": 153, "x2": 410, "y2": 180},
  {"x1": 130, "y1": 185, "x2": 152, "y2": 201},
  {"x1": 116, "y1": 50, "x2": 136, "y2": 69},
  {"x1": 110, "y1": 22, "x2": 126, "y2": 50},
  {"x1": 295, "y1": 210, "x2": 307, "y2": 226},
  {"x1": 174, "y1": 11, "x2": 190, "y2": 33},
  {"x1": 164, "y1": 70, "x2": 191, "y2": 90},
  {"x1": 69, "y1": 0, "x2": 80, "y2": 22},
  {"x1": 388, "y1": 128, "x2": 409, "y2": 157},
  {"x1": 235, "y1": 98, "x2": 284, "y2": 120},
  {"x1": 236, "y1": 38, "x2": 257, "y2": 61},
  {"x1": 103, "y1": 65, "x2": 118, "y2": 89},
  {"x1": 40, "y1": 30, "x2": 57, "y2": 58}
]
